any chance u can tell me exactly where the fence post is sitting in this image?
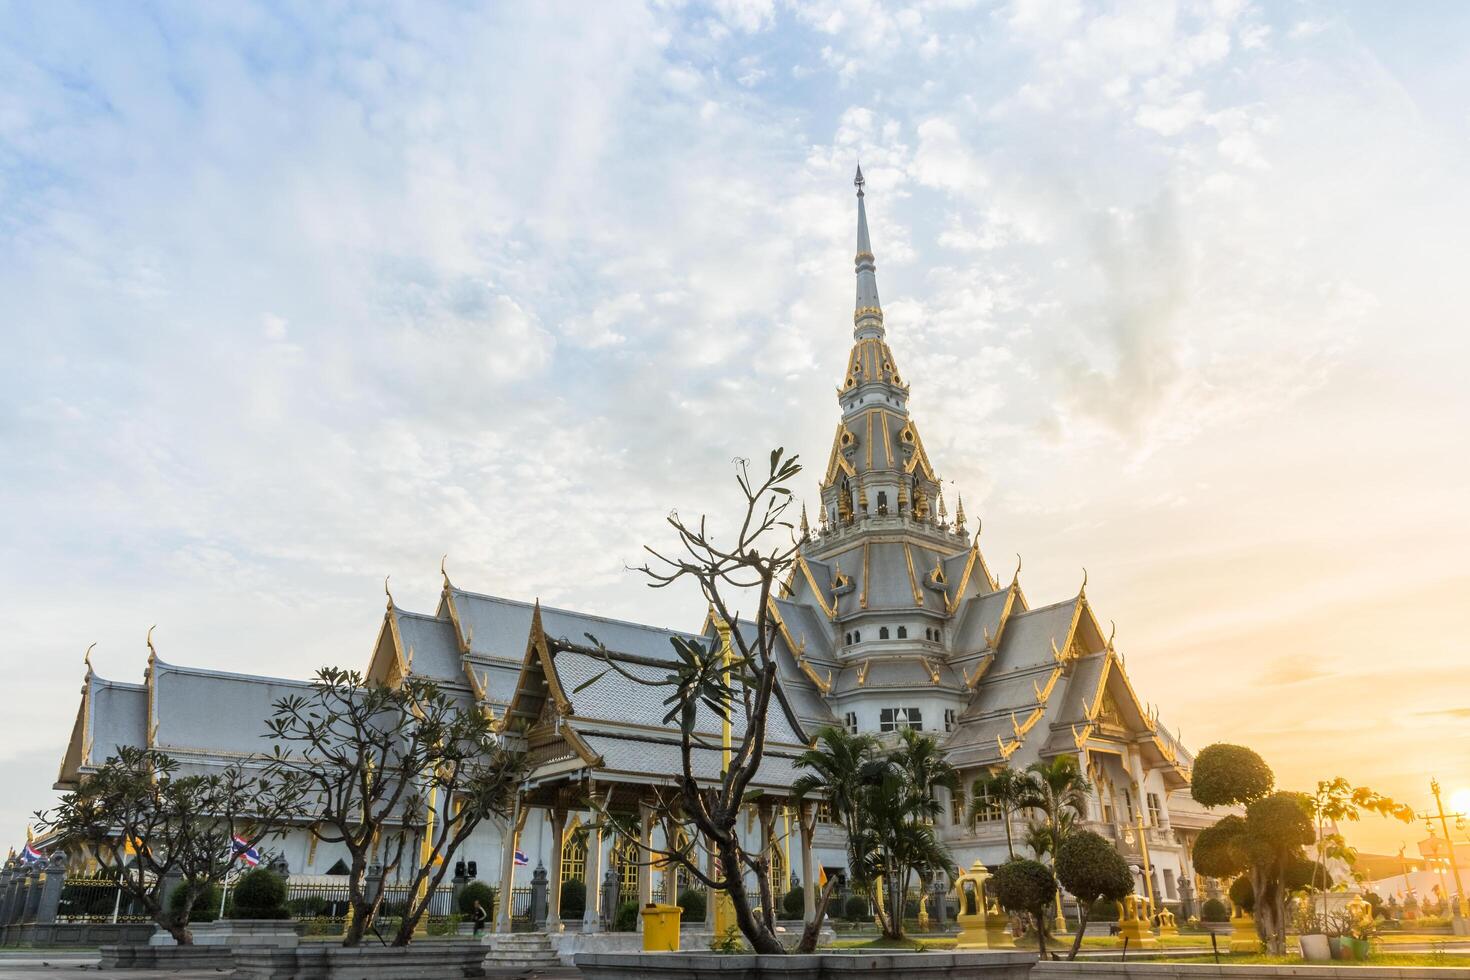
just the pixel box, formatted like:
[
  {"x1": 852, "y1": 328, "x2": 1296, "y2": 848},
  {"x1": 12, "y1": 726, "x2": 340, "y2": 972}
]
[
  {"x1": 530, "y1": 862, "x2": 548, "y2": 929},
  {"x1": 23, "y1": 865, "x2": 44, "y2": 922},
  {"x1": 364, "y1": 864, "x2": 384, "y2": 912},
  {"x1": 6, "y1": 865, "x2": 27, "y2": 925},
  {"x1": 35, "y1": 854, "x2": 67, "y2": 925},
  {"x1": 932, "y1": 876, "x2": 947, "y2": 929},
  {"x1": 0, "y1": 864, "x2": 14, "y2": 925}
]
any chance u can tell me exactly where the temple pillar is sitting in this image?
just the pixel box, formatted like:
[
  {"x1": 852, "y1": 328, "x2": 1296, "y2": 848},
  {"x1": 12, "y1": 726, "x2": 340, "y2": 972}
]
[
  {"x1": 757, "y1": 802, "x2": 775, "y2": 925},
  {"x1": 584, "y1": 802, "x2": 608, "y2": 933},
  {"x1": 496, "y1": 794, "x2": 525, "y2": 933},
  {"x1": 545, "y1": 807, "x2": 566, "y2": 932},
  {"x1": 635, "y1": 803, "x2": 653, "y2": 931},
  {"x1": 799, "y1": 802, "x2": 817, "y2": 925}
]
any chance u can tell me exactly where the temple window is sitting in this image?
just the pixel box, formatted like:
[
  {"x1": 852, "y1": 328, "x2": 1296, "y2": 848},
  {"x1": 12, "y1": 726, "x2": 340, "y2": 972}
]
[
  {"x1": 879, "y1": 627, "x2": 890, "y2": 640},
  {"x1": 1147, "y1": 792, "x2": 1165, "y2": 826},
  {"x1": 944, "y1": 708, "x2": 956, "y2": 732},
  {"x1": 879, "y1": 706, "x2": 922, "y2": 732},
  {"x1": 877, "y1": 491, "x2": 888, "y2": 514},
  {"x1": 843, "y1": 711, "x2": 858, "y2": 734},
  {"x1": 897, "y1": 626, "x2": 907, "y2": 639},
  {"x1": 950, "y1": 790, "x2": 966, "y2": 826},
  {"x1": 853, "y1": 630, "x2": 861, "y2": 643}
]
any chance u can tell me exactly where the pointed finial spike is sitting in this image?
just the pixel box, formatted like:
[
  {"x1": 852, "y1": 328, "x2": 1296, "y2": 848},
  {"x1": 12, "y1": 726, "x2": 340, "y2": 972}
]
[
  {"x1": 84, "y1": 642, "x2": 96, "y2": 674},
  {"x1": 1011, "y1": 554, "x2": 1022, "y2": 586},
  {"x1": 854, "y1": 162, "x2": 864, "y2": 194},
  {"x1": 1080, "y1": 567, "x2": 1088, "y2": 596},
  {"x1": 384, "y1": 575, "x2": 394, "y2": 609},
  {"x1": 145, "y1": 625, "x2": 157, "y2": 663}
]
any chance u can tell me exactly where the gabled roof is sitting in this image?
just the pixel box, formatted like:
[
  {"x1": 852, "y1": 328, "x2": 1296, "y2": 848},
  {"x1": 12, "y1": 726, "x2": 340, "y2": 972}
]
[
  {"x1": 56, "y1": 671, "x2": 148, "y2": 789},
  {"x1": 443, "y1": 588, "x2": 694, "y2": 661},
  {"x1": 149, "y1": 658, "x2": 313, "y2": 756}
]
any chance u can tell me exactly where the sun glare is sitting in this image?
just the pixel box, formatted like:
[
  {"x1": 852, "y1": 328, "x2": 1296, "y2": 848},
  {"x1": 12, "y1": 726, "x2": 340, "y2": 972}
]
[{"x1": 1450, "y1": 787, "x2": 1470, "y2": 818}]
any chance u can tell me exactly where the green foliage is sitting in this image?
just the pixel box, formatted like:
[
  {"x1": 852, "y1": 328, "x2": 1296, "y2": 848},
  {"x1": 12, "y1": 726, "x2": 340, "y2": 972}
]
[
  {"x1": 1193, "y1": 815, "x2": 1248, "y2": 879},
  {"x1": 782, "y1": 885, "x2": 805, "y2": 919},
  {"x1": 560, "y1": 878, "x2": 586, "y2": 919},
  {"x1": 288, "y1": 895, "x2": 329, "y2": 917},
  {"x1": 678, "y1": 887, "x2": 706, "y2": 922},
  {"x1": 992, "y1": 858, "x2": 1057, "y2": 918},
  {"x1": 231, "y1": 868, "x2": 289, "y2": 919},
  {"x1": 1284, "y1": 856, "x2": 1325, "y2": 893},
  {"x1": 1055, "y1": 830, "x2": 1133, "y2": 913},
  {"x1": 1242, "y1": 792, "x2": 1315, "y2": 867},
  {"x1": 1090, "y1": 897, "x2": 1121, "y2": 919},
  {"x1": 1201, "y1": 898, "x2": 1230, "y2": 922},
  {"x1": 1191, "y1": 744, "x2": 1274, "y2": 807},
  {"x1": 613, "y1": 900, "x2": 640, "y2": 932},
  {"x1": 457, "y1": 881, "x2": 496, "y2": 917},
  {"x1": 1229, "y1": 875, "x2": 1254, "y2": 913},
  {"x1": 169, "y1": 881, "x2": 221, "y2": 924},
  {"x1": 796, "y1": 726, "x2": 956, "y2": 940},
  {"x1": 844, "y1": 895, "x2": 870, "y2": 921}
]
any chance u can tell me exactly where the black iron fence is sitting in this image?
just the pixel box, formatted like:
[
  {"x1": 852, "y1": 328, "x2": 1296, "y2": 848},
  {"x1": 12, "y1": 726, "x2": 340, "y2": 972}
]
[{"x1": 56, "y1": 877, "x2": 151, "y2": 923}]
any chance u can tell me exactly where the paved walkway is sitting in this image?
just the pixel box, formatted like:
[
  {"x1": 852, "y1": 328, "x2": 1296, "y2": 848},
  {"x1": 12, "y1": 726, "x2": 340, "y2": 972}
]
[{"x1": 0, "y1": 952, "x2": 581, "y2": 980}]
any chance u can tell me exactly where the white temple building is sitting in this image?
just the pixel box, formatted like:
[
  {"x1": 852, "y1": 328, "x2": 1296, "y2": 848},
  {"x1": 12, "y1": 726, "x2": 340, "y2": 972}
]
[{"x1": 53, "y1": 171, "x2": 1217, "y2": 924}]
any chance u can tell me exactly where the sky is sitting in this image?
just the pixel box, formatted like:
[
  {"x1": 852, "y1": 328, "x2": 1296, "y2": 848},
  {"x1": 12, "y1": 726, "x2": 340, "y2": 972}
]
[{"x1": 3, "y1": 0, "x2": 1469, "y2": 858}]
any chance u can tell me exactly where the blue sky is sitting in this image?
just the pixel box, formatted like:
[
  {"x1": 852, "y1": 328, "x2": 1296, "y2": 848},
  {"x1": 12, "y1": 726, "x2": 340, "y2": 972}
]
[{"x1": 3, "y1": 0, "x2": 1469, "y2": 853}]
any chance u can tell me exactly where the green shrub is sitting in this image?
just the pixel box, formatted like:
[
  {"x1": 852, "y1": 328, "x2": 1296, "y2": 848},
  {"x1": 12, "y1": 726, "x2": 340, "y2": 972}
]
[
  {"x1": 231, "y1": 869, "x2": 289, "y2": 919},
  {"x1": 678, "y1": 888, "x2": 706, "y2": 922},
  {"x1": 1201, "y1": 898, "x2": 1230, "y2": 922},
  {"x1": 458, "y1": 881, "x2": 496, "y2": 918},
  {"x1": 613, "y1": 900, "x2": 640, "y2": 932},
  {"x1": 168, "y1": 881, "x2": 221, "y2": 924},
  {"x1": 844, "y1": 895, "x2": 869, "y2": 921},
  {"x1": 1090, "y1": 897, "x2": 1121, "y2": 919},
  {"x1": 287, "y1": 895, "x2": 328, "y2": 917},
  {"x1": 1228, "y1": 876, "x2": 1254, "y2": 914},
  {"x1": 782, "y1": 885, "x2": 804, "y2": 919},
  {"x1": 560, "y1": 879, "x2": 586, "y2": 919},
  {"x1": 427, "y1": 914, "x2": 462, "y2": 936}
]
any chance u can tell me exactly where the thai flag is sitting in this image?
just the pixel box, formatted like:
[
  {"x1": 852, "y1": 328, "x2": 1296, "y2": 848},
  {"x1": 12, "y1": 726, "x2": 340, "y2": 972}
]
[
  {"x1": 232, "y1": 836, "x2": 261, "y2": 868},
  {"x1": 21, "y1": 843, "x2": 44, "y2": 864},
  {"x1": 513, "y1": 849, "x2": 528, "y2": 867}
]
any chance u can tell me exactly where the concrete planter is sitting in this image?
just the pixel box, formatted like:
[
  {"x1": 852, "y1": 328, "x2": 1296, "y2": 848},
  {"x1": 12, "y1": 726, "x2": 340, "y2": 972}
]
[
  {"x1": 232, "y1": 940, "x2": 488, "y2": 979},
  {"x1": 575, "y1": 949, "x2": 1037, "y2": 980},
  {"x1": 99, "y1": 944, "x2": 235, "y2": 970},
  {"x1": 192, "y1": 918, "x2": 301, "y2": 947}
]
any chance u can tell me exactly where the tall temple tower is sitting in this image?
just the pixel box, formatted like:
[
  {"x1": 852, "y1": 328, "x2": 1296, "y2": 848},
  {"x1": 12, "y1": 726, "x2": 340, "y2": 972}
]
[{"x1": 780, "y1": 167, "x2": 993, "y2": 740}]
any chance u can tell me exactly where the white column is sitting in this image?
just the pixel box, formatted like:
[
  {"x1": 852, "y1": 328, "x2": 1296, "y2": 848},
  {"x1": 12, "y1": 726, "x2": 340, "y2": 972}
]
[
  {"x1": 546, "y1": 807, "x2": 566, "y2": 932},
  {"x1": 583, "y1": 808, "x2": 605, "y2": 933},
  {"x1": 496, "y1": 795, "x2": 524, "y2": 933},
  {"x1": 635, "y1": 802, "x2": 653, "y2": 930},
  {"x1": 799, "y1": 802, "x2": 817, "y2": 925}
]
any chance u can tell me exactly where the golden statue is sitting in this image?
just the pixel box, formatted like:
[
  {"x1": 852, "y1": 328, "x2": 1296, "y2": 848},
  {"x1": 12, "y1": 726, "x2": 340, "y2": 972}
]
[
  {"x1": 838, "y1": 490, "x2": 853, "y2": 525},
  {"x1": 913, "y1": 484, "x2": 930, "y2": 520}
]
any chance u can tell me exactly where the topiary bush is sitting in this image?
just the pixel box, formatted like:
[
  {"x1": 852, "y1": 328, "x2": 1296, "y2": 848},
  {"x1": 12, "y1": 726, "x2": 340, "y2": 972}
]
[
  {"x1": 844, "y1": 895, "x2": 869, "y2": 922},
  {"x1": 231, "y1": 868, "x2": 289, "y2": 919},
  {"x1": 992, "y1": 859, "x2": 1058, "y2": 956},
  {"x1": 169, "y1": 881, "x2": 221, "y2": 924},
  {"x1": 1201, "y1": 897, "x2": 1230, "y2": 922},
  {"x1": 613, "y1": 900, "x2": 640, "y2": 932},
  {"x1": 560, "y1": 879, "x2": 586, "y2": 919},
  {"x1": 782, "y1": 885, "x2": 805, "y2": 920},
  {"x1": 678, "y1": 887, "x2": 706, "y2": 922},
  {"x1": 458, "y1": 881, "x2": 496, "y2": 918},
  {"x1": 1229, "y1": 875, "x2": 1254, "y2": 914},
  {"x1": 1090, "y1": 898, "x2": 1121, "y2": 919}
]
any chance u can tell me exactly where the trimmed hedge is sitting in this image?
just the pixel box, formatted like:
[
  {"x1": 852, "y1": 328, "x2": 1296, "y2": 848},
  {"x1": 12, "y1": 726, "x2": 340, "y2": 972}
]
[
  {"x1": 678, "y1": 887, "x2": 706, "y2": 922},
  {"x1": 231, "y1": 868, "x2": 289, "y2": 919}
]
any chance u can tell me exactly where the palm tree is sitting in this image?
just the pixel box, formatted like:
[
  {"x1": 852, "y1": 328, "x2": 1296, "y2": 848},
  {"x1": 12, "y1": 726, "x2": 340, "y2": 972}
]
[
  {"x1": 972, "y1": 766, "x2": 1032, "y2": 858},
  {"x1": 1021, "y1": 755, "x2": 1093, "y2": 851},
  {"x1": 792, "y1": 727, "x2": 881, "y2": 929}
]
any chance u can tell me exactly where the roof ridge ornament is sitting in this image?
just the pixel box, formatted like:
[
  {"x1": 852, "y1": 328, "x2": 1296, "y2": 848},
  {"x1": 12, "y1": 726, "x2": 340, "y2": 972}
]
[
  {"x1": 1011, "y1": 554, "x2": 1022, "y2": 588},
  {"x1": 440, "y1": 555, "x2": 453, "y2": 593},
  {"x1": 384, "y1": 575, "x2": 394, "y2": 610},
  {"x1": 145, "y1": 625, "x2": 158, "y2": 666},
  {"x1": 83, "y1": 642, "x2": 96, "y2": 675}
]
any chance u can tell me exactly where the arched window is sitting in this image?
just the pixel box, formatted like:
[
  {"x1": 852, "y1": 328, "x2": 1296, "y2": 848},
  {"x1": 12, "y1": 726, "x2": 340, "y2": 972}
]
[
  {"x1": 560, "y1": 822, "x2": 588, "y2": 885},
  {"x1": 877, "y1": 491, "x2": 888, "y2": 514},
  {"x1": 879, "y1": 627, "x2": 890, "y2": 640},
  {"x1": 897, "y1": 626, "x2": 907, "y2": 639},
  {"x1": 844, "y1": 632, "x2": 852, "y2": 645},
  {"x1": 853, "y1": 630, "x2": 861, "y2": 643},
  {"x1": 612, "y1": 838, "x2": 640, "y2": 905}
]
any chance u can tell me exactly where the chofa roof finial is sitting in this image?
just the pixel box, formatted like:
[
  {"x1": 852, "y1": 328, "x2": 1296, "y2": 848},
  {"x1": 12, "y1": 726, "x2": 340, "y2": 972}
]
[
  {"x1": 384, "y1": 575, "x2": 394, "y2": 610},
  {"x1": 1011, "y1": 553, "x2": 1022, "y2": 587},
  {"x1": 145, "y1": 625, "x2": 158, "y2": 665},
  {"x1": 1079, "y1": 567, "x2": 1088, "y2": 597},
  {"x1": 83, "y1": 642, "x2": 96, "y2": 674}
]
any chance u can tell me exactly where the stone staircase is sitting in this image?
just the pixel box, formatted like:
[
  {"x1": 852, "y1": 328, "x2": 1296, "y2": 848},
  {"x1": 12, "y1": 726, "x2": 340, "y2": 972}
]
[{"x1": 482, "y1": 932, "x2": 563, "y2": 972}]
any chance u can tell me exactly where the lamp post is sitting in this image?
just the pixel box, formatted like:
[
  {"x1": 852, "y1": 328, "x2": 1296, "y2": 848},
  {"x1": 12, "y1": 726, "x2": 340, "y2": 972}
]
[{"x1": 1417, "y1": 779, "x2": 1468, "y2": 923}]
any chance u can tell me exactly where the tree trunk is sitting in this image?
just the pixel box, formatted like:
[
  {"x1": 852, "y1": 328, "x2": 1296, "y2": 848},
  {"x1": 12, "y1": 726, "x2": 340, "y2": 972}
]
[
  {"x1": 1067, "y1": 908, "x2": 1090, "y2": 960},
  {"x1": 1251, "y1": 867, "x2": 1285, "y2": 956},
  {"x1": 719, "y1": 839, "x2": 784, "y2": 954},
  {"x1": 794, "y1": 877, "x2": 841, "y2": 953},
  {"x1": 1035, "y1": 912, "x2": 1048, "y2": 957}
]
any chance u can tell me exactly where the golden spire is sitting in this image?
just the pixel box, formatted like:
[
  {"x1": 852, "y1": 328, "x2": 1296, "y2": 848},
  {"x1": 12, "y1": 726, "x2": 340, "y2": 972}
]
[
  {"x1": 799, "y1": 503, "x2": 811, "y2": 539},
  {"x1": 938, "y1": 487, "x2": 948, "y2": 522},
  {"x1": 955, "y1": 494, "x2": 966, "y2": 530}
]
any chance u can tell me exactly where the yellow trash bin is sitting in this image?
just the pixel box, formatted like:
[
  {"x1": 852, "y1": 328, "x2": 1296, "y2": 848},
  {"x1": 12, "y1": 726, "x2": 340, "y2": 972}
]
[{"x1": 640, "y1": 903, "x2": 682, "y2": 952}]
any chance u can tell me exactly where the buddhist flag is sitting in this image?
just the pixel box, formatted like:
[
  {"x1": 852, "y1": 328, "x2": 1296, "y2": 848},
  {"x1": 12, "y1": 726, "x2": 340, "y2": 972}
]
[{"x1": 818, "y1": 866, "x2": 828, "y2": 888}]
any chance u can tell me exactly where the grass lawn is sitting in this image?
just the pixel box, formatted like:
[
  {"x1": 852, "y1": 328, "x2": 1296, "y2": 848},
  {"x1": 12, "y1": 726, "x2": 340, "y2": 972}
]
[
  {"x1": 1153, "y1": 952, "x2": 1469, "y2": 968},
  {"x1": 829, "y1": 937, "x2": 959, "y2": 951},
  {"x1": 1078, "y1": 934, "x2": 1214, "y2": 948}
]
